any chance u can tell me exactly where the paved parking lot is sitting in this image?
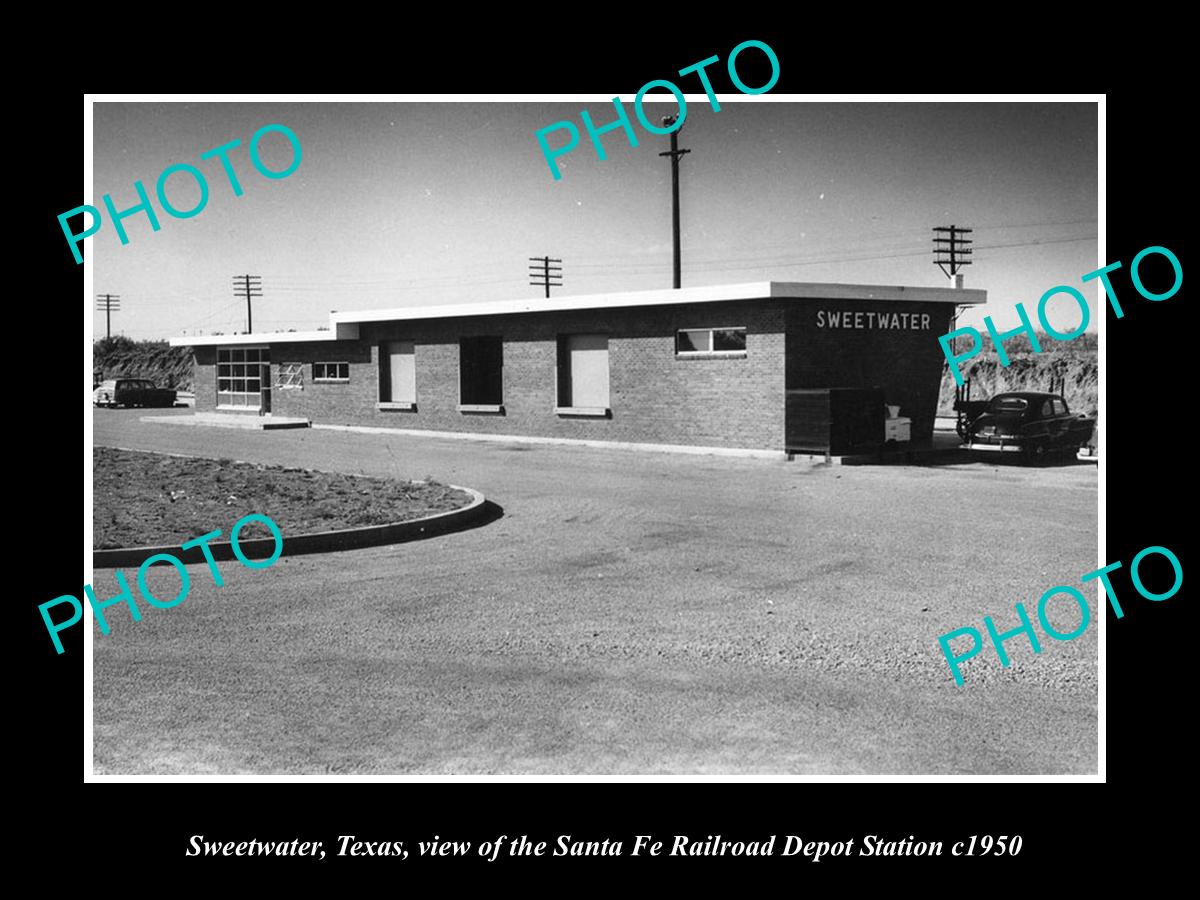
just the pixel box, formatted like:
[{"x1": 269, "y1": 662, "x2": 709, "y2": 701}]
[{"x1": 92, "y1": 410, "x2": 1098, "y2": 774}]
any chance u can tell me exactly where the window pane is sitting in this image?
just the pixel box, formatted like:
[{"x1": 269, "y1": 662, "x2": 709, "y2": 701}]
[
  {"x1": 562, "y1": 334, "x2": 609, "y2": 408},
  {"x1": 232, "y1": 364, "x2": 245, "y2": 377},
  {"x1": 677, "y1": 330, "x2": 711, "y2": 352},
  {"x1": 313, "y1": 363, "x2": 325, "y2": 379},
  {"x1": 460, "y1": 337, "x2": 503, "y2": 404},
  {"x1": 218, "y1": 379, "x2": 231, "y2": 391},
  {"x1": 336, "y1": 363, "x2": 349, "y2": 380},
  {"x1": 231, "y1": 349, "x2": 245, "y2": 362},
  {"x1": 218, "y1": 348, "x2": 230, "y2": 362},
  {"x1": 245, "y1": 348, "x2": 260, "y2": 362},
  {"x1": 217, "y1": 391, "x2": 233, "y2": 405},
  {"x1": 713, "y1": 328, "x2": 747, "y2": 351},
  {"x1": 384, "y1": 342, "x2": 415, "y2": 402},
  {"x1": 246, "y1": 378, "x2": 260, "y2": 393}
]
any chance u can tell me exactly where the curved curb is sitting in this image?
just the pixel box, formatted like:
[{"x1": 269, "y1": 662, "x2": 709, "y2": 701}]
[{"x1": 93, "y1": 486, "x2": 492, "y2": 570}]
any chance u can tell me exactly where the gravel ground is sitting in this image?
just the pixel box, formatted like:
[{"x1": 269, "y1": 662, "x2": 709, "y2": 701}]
[
  {"x1": 93, "y1": 447, "x2": 474, "y2": 548},
  {"x1": 91, "y1": 409, "x2": 1098, "y2": 774}
]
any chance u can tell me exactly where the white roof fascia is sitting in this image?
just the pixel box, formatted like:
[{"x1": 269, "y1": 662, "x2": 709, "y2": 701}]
[
  {"x1": 331, "y1": 281, "x2": 986, "y2": 327},
  {"x1": 169, "y1": 282, "x2": 985, "y2": 346},
  {"x1": 168, "y1": 323, "x2": 359, "y2": 348}
]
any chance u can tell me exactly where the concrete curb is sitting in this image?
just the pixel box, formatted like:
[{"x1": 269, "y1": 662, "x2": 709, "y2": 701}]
[
  {"x1": 139, "y1": 413, "x2": 311, "y2": 430},
  {"x1": 312, "y1": 422, "x2": 785, "y2": 460},
  {"x1": 93, "y1": 486, "x2": 491, "y2": 570}
]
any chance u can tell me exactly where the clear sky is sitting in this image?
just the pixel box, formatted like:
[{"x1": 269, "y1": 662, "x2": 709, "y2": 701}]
[{"x1": 91, "y1": 99, "x2": 1097, "y2": 340}]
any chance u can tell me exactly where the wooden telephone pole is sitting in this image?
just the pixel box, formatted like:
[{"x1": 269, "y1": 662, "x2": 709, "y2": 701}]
[
  {"x1": 933, "y1": 225, "x2": 973, "y2": 283},
  {"x1": 658, "y1": 116, "x2": 691, "y2": 289},
  {"x1": 529, "y1": 257, "x2": 562, "y2": 298},
  {"x1": 96, "y1": 294, "x2": 121, "y2": 338},
  {"x1": 233, "y1": 275, "x2": 262, "y2": 333}
]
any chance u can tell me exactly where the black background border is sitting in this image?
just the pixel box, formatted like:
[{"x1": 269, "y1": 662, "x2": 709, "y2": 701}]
[{"x1": 21, "y1": 30, "x2": 1188, "y2": 883}]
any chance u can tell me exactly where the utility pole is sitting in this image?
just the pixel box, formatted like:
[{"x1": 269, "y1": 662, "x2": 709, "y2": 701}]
[
  {"x1": 933, "y1": 225, "x2": 973, "y2": 287},
  {"x1": 232, "y1": 275, "x2": 262, "y2": 333},
  {"x1": 936, "y1": 226, "x2": 976, "y2": 427},
  {"x1": 528, "y1": 256, "x2": 562, "y2": 298},
  {"x1": 658, "y1": 115, "x2": 691, "y2": 289},
  {"x1": 96, "y1": 294, "x2": 121, "y2": 339}
]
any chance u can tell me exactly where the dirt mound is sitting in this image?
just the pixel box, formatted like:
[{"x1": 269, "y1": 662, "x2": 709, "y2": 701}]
[
  {"x1": 938, "y1": 334, "x2": 1097, "y2": 417},
  {"x1": 94, "y1": 337, "x2": 193, "y2": 391}
]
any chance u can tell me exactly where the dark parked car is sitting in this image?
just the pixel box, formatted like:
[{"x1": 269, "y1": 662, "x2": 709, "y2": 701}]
[
  {"x1": 963, "y1": 391, "x2": 1095, "y2": 462},
  {"x1": 93, "y1": 378, "x2": 177, "y2": 409}
]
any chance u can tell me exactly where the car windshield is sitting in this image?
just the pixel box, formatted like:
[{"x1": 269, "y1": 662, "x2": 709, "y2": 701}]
[{"x1": 988, "y1": 397, "x2": 1028, "y2": 413}]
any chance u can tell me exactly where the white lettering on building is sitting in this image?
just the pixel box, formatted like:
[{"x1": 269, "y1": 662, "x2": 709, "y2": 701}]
[{"x1": 816, "y1": 311, "x2": 931, "y2": 330}]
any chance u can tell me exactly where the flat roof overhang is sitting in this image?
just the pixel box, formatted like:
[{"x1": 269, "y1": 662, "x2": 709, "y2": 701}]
[
  {"x1": 169, "y1": 281, "x2": 986, "y2": 347},
  {"x1": 169, "y1": 323, "x2": 360, "y2": 348}
]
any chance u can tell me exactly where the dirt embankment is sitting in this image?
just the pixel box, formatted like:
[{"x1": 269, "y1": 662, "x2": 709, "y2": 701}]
[
  {"x1": 94, "y1": 337, "x2": 193, "y2": 391},
  {"x1": 937, "y1": 334, "x2": 1097, "y2": 417}
]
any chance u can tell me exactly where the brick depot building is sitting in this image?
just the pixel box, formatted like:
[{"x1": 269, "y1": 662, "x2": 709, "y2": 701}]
[{"x1": 170, "y1": 281, "x2": 985, "y2": 455}]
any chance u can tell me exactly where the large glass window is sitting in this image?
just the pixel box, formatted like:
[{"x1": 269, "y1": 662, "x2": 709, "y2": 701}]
[
  {"x1": 217, "y1": 346, "x2": 269, "y2": 408},
  {"x1": 459, "y1": 336, "x2": 503, "y2": 407}
]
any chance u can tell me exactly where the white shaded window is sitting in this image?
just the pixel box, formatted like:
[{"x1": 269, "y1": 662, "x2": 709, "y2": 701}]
[
  {"x1": 380, "y1": 341, "x2": 416, "y2": 404},
  {"x1": 557, "y1": 334, "x2": 609, "y2": 412}
]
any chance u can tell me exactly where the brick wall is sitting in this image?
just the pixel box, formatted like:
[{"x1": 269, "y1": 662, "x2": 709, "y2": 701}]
[
  {"x1": 187, "y1": 298, "x2": 957, "y2": 450},
  {"x1": 192, "y1": 347, "x2": 216, "y2": 412},
  {"x1": 265, "y1": 301, "x2": 787, "y2": 450},
  {"x1": 785, "y1": 300, "x2": 956, "y2": 441}
]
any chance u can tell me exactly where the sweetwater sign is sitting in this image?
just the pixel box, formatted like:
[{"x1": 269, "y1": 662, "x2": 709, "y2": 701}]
[{"x1": 816, "y1": 310, "x2": 932, "y2": 331}]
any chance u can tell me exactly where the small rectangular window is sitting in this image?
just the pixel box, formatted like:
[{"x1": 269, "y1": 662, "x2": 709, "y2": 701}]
[
  {"x1": 459, "y1": 336, "x2": 503, "y2": 408},
  {"x1": 313, "y1": 362, "x2": 350, "y2": 382},
  {"x1": 676, "y1": 327, "x2": 747, "y2": 357}
]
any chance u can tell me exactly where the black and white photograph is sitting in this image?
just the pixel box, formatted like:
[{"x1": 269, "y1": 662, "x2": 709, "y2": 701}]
[{"x1": 78, "y1": 94, "x2": 1106, "y2": 777}]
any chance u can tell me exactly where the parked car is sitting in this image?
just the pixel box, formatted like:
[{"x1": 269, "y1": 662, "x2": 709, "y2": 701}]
[
  {"x1": 1077, "y1": 421, "x2": 1100, "y2": 462},
  {"x1": 93, "y1": 378, "x2": 177, "y2": 409},
  {"x1": 963, "y1": 391, "x2": 1095, "y2": 463}
]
